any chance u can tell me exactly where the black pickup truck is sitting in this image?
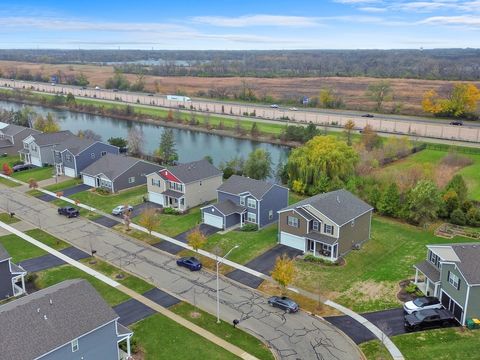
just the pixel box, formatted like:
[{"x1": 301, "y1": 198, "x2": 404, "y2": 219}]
[
  {"x1": 58, "y1": 206, "x2": 80, "y2": 218},
  {"x1": 404, "y1": 308, "x2": 455, "y2": 332}
]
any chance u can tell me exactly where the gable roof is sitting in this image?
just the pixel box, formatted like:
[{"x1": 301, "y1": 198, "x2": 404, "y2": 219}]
[
  {"x1": 210, "y1": 199, "x2": 246, "y2": 216},
  {"x1": 430, "y1": 243, "x2": 480, "y2": 285},
  {"x1": 218, "y1": 175, "x2": 276, "y2": 199},
  {"x1": 54, "y1": 137, "x2": 97, "y2": 155},
  {"x1": 0, "y1": 243, "x2": 10, "y2": 262},
  {"x1": 282, "y1": 189, "x2": 373, "y2": 226},
  {"x1": 159, "y1": 159, "x2": 222, "y2": 184},
  {"x1": 0, "y1": 279, "x2": 118, "y2": 360},
  {"x1": 30, "y1": 130, "x2": 75, "y2": 146},
  {"x1": 1, "y1": 124, "x2": 29, "y2": 137}
]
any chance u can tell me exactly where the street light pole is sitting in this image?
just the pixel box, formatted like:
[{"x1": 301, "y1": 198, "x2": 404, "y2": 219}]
[{"x1": 216, "y1": 245, "x2": 239, "y2": 324}]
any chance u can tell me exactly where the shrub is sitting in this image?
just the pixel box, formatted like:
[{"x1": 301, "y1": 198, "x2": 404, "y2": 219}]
[
  {"x1": 95, "y1": 188, "x2": 111, "y2": 195},
  {"x1": 240, "y1": 223, "x2": 258, "y2": 232},
  {"x1": 405, "y1": 282, "x2": 423, "y2": 296},
  {"x1": 304, "y1": 254, "x2": 338, "y2": 266},
  {"x1": 466, "y1": 207, "x2": 480, "y2": 227},
  {"x1": 450, "y1": 208, "x2": 467, "y2": 226},
  {"x1": 119, "y1": 336, "x2": 139, "y2": 354},
  {"x1": 163, "y1": 207, "x2": 180, "y2": 215}
]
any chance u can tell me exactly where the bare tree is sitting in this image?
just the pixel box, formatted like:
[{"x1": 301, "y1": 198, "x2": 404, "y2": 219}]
[{"x1": 127, "y1": 126, "x2": 144, "y2": 157}]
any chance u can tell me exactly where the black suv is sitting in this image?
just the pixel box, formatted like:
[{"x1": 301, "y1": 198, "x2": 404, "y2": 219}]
[
  {"x1": 12, "y1": 163, "x2": 34, "y2": 172},
  {"x1": 404, "y1": 308, "x2": 455, "y2": 332},
  {"x1": 449, "y1": 120, "x2": 463, "y2": 126},
  {"x1": 58, "y1": 206, "x2": 80, "y2": 218}
]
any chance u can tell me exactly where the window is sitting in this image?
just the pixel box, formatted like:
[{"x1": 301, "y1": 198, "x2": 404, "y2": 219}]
[
  {"x1": 151, "y1": 179, "x2": 161, "y2": 187},
  {"x1": 429, "y1": 251, "x2": 440, "y2": 268},
  {"x1": 101, "y1": 151, "x2": 107, "y2": 156},
  {"x1": 239, "y1": 196, "x2": 246, "y2": 206},
  {"x1": 247, "y1": 212, "x2": 257, "y2": 223},
  {"x1": 90, "y1": 153, "x2": 95, "y2": 159},
  {"x1": 313, "y1": 221, "x2": 319, "y2": 231},
  {"x1": 268, "y1": 210, "x2": 273, "y2": 220},
  {"x1": 71, "y1": 339, "x2": 79, "y2": 352},
  {"x1": 169, "y1": 182, "x2": 183, "y2": 192},
  {"x1": 65, "y1": 154, "x2": 72, "y2": 162},
  {"x1": 287, "y1": 216, "x2": 299, "y2": 228},
  {"x1": 247, "y1": 198, "x2": 256, "y2": 209},
  {"x1": 324, "y1": 224, "x2": 334, "y2": 235},
  {"x1": 128, "y1": 176, "x2": 135, "y2": 184},
  {"x1": 448, "y1": 271, "x2": 460, "y2": 290}
]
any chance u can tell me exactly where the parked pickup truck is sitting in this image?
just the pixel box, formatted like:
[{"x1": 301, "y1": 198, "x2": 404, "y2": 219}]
[
  {"x1": 404, "y1": 308, "x2": 455, "y2": 332},
  {"x1": 58, "y1": 206, "x2": 80, "y2": 218}
]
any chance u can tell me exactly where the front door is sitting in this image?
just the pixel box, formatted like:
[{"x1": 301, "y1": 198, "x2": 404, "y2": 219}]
[
  {"x1": 55, "y1": 163, "x2": 63, "y2": 175},
  {"x1": 307, "y1": 239, "x2": 315, "y2": 252}
]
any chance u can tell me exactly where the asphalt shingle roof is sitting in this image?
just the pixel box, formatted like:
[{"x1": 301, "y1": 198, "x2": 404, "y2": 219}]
[
  {"x1": 451, "y1": 243, "x2": 480, "y2": 284},
  {"x1": 217, "y1": 175, "x2": 276, "y2": 199},
  {"x1": 54, "y1": 137, "x2": 97, "y2": 155},
  {"x1": 0, "y1": 243, "x2": 10, "y2": 262},
  {"x1": 0, "y1": 279, "x2": 119, "y2": 360},
  {"x1": 414, "y1": 260, "x2": 441, "y2": 283},
  {"x1": 1, "y1": 124, "x2": 27, "y2": 136},
  {"x1": 31, "y1": 130, "x2": 75, "y2": 146},
  {"x1": 284, "y1": 189, "x2": 373, "y2": 226},
  {"x1": 212, "y1": 199, "x2": 246, "y2": 215},
  {"x1": 81, "y1": 153, "x2": 158, "y2": 180},
  {"x1": 165, "y1": 159, "x2": 222, "y2": 184}
]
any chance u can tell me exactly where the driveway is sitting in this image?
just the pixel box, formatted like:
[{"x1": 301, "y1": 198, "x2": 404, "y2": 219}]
[
  {"x1": 36, "y1": 193, "x2": 56, "y2": 202},
  {"x1": 154, "y1": 223, "x2": 219, "y2": 255},
  {"x1": 324, "y1": 315, "x2": 377, "y2": 344},
  {"x1": 92, "y1": 216, "x2": 121, "y2": 228},
  {"x1": 131, "y1": 201, "x2": 162, "y2": 218},
  {"x1": 19, "y1": 246, "x2": 90, "y2": 272},
  {"x1": 61, "y1": 184, "x2": 91, "y2": 196},
  {"x1": 113, "y1": 298, "x2": 156, "y2": 326}
]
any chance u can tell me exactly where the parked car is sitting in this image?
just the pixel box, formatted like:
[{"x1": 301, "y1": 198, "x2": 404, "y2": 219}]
[
  {"x1": 361, "y1": 114, "x2": 374, "y2": 118},
  {"x1": 289, "y1": 107, "x2": 298, "y2": 111},
  {"x1": 12, "y1": 163, "x2": 34, "y2": 172},
  {"x1": 58, "y1": 206, "x2": 80, "y2": 218},
  {"x1": 404, "y1": 296, "x2": 442, "y2": 314},
  {"x1": 267, "y1": 296, "x2": 299, "y2": 313},
  {"x1": 270, "y1": 104, "x2": 279, "y2": 109},
  {"x1": 450, "y1": 120, "x2": 463, "y2": 126},
  {"x1": 176, "y1": 256, "x2": 202, "y2": 271},
  {"x1": 112, "y1": 205, "x2": 134, "y2": 216},
  {"x1": 404, "y1": 308, "x2": 455, "y2": 332}
]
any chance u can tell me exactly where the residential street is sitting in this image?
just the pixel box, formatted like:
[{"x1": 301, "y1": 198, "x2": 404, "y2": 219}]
[{"x1": 0, "y1": 186, "x2": 362, "y2": 360}]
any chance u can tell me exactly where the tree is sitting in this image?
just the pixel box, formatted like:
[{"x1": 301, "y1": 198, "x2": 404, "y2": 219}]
[
  {"x1": 377, "y1": 183, "x2": 400, "y2": 216},
  {"x1": 407, "y1": 180, "x2": 441, "y2": 226},
  {"x1": 287, "y1": 136, "x2": 359, "y2": 195},
  {"x1": 243, "y1": 148, "x2": 272, "y2": 180},
  {"x1": 35, "y1": 113, "x2": 60, "y2": 133},
  {"x1": 2, "y1": 163, "x2": 12, "y2": 176},
  {"x1": 442, "y1": 190, "x2": 460, "y2": 217},
  {"x1": 366, "y1": 80, "x2": 392, "y2": 111},
  {"x1": 76, "y1": 72, "x2": 89, "y2": 87},
  {"x1": 167, "y1": 110, "x2": 174, "y2": 121},
  {"x1": 187, "y1": 228, "x2": 207, "y2": 252},
  {"x1": 361, "y1": 125, "x2": 381, "y2": 151},
  {"x1": 250, "y1": 122, "x2": 260, "y2": 138},
  {"x1": 155, "y1": 128, "x2": 178, "y2": 165},
  {"x1": 304, "y1": 122, "x2": 318, "y2": 142},
  {"x1": 105, "y1": 70, "x2": 131, "y2": 90},
  {"x1": 343, "y1": 120, "x2": 355, "y2": 146},
  {"x1": 108, "y1": 137, "x2": 128, "y2": 149},
  {"x1": 77, "y1": 129, "x2": 102, "y2": 141},
  {"x1": 138, "y1": 208, "x2": 159, "y2": 234},
  {"x1": 271, "y1": 254, "x2": 296, "y2": 294},
  {"x1": 445, "y1": 174, "x2": 468, "y2": 203},
  {"x1": 66, "y1": 93, "x2": 76, "y2": 106},
  {"x1": 422, "y1": 83, "x2": 480, "y2": 118},
  {"x1": 127, "y1": 126, "x2": 144, "y2": 157},
  {"x1": 450, "y1": 208, "x2": 466, "y2": 226},
  {"x1": 319, "y1": 88, "x2": 344, "y2": 109},
  {"x1": 28, "y1": 178, "x2": 38, "y2": 189},
  {"x1": 466, "y1": 207, "x2": 480, "y2": 227}
]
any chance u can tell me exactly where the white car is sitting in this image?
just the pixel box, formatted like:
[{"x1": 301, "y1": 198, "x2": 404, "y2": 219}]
[
  {"x1": 270, "y1": 104, "x2": 279, "y2": 108},
  {"x1": 112, "y1": 205, "x2": 133, "y2": 216},
  {"x1": 289, "y1": 107, "x2": 298, "y2": 111},
  {"x1": 403, "y1": 296, "x2": 442, "y2": 314},
  {"x1": 95, "y1": 86, "x2": 101, "y2": 90}
]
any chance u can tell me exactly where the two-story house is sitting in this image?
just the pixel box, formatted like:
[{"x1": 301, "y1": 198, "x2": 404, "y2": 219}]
[
  {"x1": 0, "y1": 123, "x2": 40, "y2": 155},
  {"x1": 53, "y1": 137, "x2": 119, "y2": 177},
  {"x1": 147, "y1": 159, "x2": 222, "y2": 212},
  {"x1": 0, "y1": 244, "x2": 26, "y2": 300},
  {"x1": 19, "y1": 130, "x2": 75, "y2": 167},
  {"x1": 413, "y1": 243, "x2": 480, "y2": 325},
  {"x1": 277, "y1": 189, "x2": 373, "y2": 262},
  {"x1": 0, "y1": 279, "x2": 133, "y2": 360},
  {"x1": 201, "y1": 175, "x2": 289, "y2": 230}
]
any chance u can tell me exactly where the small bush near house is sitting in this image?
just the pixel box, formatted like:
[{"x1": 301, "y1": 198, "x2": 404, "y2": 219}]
[
  {"x1": 95, "y1": 188, "x2": 111, "y2": 195},
  {"x1": 405, "y1": 282, "x2": 423, "y2": 296},
  {"x1": 304, "y1": 254, "x2": 338, "y2": 266},
  {"x1": 163, "y1": 207, "x2": 181, "y2": 215},
  {"x1": 119, "y1": 336, "x2": 139, "y2": 354},
  {"x1": 240, "y1": 224, "x2": 258, "y2": 232}
]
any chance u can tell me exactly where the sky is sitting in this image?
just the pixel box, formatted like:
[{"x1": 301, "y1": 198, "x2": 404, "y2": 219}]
[{"x1": 0, "y1": 0, "x2": 478, "y2": 49}]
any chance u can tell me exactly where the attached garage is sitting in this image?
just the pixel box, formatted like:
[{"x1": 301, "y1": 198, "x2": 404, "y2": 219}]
[
  {"x1": 203, "y1": 212, "x2": 224, "y2": 229},
  {"x1": 279, "y1": 232, "x2": 305, "y2": 252},
  {"x1": 149, "y1": 192, "x2": 165, "y2": 206},
  {"x1": 64, "y1": 167, "x2": 76, "y2": 178},
  {"x1": 441, "y1": 290, "x2": 463, "y2": 323},
  {"x1": 82, "y1": 174, "x2": 96, "y2": 187}
]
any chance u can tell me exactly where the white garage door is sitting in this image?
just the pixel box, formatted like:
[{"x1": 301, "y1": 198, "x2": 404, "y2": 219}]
[
  {"x1": 64, "y1": 167, "x2": 76, "y2": 178},
  {"x1": 148, "y1": 192, "x2": 164, "y2": 206},
  {"x1": 83, "y1": 175, "x2": 96, "y2": 187},
  {"x1": 280, "y1": 232, "x2": 305, "y2": 251},
  {"x1": 31, "y1": 157, "x2": 42, "y2": 167},
  {"x1": 204, "y1": 212, "x2": 224, "y2": 229}
]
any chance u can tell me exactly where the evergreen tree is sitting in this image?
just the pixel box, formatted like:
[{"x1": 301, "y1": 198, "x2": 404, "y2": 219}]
[
  {"x1": 156, "y1": 128, "x2": 178, "y2": 165},
  {"x1": 407, "y1": 180, "x2": 441, "y2": 226},
  {"x1": 378, "y1": 183, "x2": 400, "y2": 216},
  {"x1": 243, "y1": 148, "x2": 272, "y2": 180}
]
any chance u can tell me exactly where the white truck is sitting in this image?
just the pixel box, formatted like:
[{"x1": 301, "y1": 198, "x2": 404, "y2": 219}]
[{"x1": 166, "y1": 95, "x2": 191, "y2": 102}]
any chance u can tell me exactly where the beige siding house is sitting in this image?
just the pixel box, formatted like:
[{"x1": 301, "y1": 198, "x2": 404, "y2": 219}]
[{"x1": 146, "y1": 159, "x2": 222, "y2": 212}]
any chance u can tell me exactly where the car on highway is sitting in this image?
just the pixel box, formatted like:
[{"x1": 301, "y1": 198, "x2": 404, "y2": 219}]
[
  {"x1": 289, "y1": 107, "x2": 298, "y2": 111},
  {"x1": 112, "y1": 205, "x2": 133, "y2": 216},
  {"x1": 361, "y1": 114, "x2": 374, "y2": 118},
  {"x1": 176, "y1": 256, "x2": 202, "y2": 271},
  {"x1": 147, "y1": 93, "x2": 154, "y2": 96},
  {"x1": 270, "y1": 104, "x2": 279, "y2": 108},
  {"x1": 267, "y1": 296, "x2": 299, "y2": 313},
  {"x1": 12, "y1": 163, "x2": 34, "y2": 172},
  {"x1": 403, "y1": 296, "x2": 442, "y2": 314},
  {"x1": 58, "y1": 206, "x2": 80, "y2": 218},
  {"x1": 95, "y1": 86, "x2": 101, "y2": 90},
  {"x1": 449, "y1": 120, "x2": 463, "y2": 126},
  {"x1": 404, "y1": 308, "x2": 455, "y2": 332}
]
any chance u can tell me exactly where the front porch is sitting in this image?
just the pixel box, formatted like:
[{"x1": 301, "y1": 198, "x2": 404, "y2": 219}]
[
  {"x1": 18, "y1": 149, "x2": 32, "y2": 164},
  {"x1": 11, "y1": 264, "x2": 27, "y2": 297},
  {"x1": 413, "y1": 260, "x2": 441, "y2": 297},
  {"x1": 117, "y1": 322, "x2": 133, "y2": 360},
  {"x1": 162, "y1": 189, "x2": 186, "y2": 212},
  {"x1": 305, "y1": 235, "x2": 339, "y2": 262}
]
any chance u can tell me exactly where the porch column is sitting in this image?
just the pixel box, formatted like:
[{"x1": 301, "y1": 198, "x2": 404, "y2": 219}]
[
  {"x1": 426, "y1": 278, "x2": 430, "y2": 296},
  {"x1": 127, "y1": 337, "x2": 131, "y2": 357},
  {"x1": 240, "y1": 213, "x2": 243, "y2": 228},
  {"x1": 414, "y1": 268, "x2": 419, "y2": 284},
  {"x1": 313, "y1": 241, "x2": 317, "y2": 256},
  {"x1": 434, "y1": 282, "x2": 439, "y2": 297},
  {"x1": 330, "y1": 245, "x2": 334, "y2": 262},
  {"x1": 21, "y1": 275, "x2": 25, "y2": 293}
]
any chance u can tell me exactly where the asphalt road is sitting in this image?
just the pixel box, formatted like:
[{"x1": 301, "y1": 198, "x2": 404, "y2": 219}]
[{"x1": 0, "y1": 186, "x2": 363, "y2": 360}]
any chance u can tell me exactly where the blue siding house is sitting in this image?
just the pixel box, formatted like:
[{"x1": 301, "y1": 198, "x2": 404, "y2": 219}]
[
  {"x1": 201, "y1": 175, "x2": 289, "y2": 230},
  {"x1": 0, "y1": 244, "x2": 26, "y2": 300}
]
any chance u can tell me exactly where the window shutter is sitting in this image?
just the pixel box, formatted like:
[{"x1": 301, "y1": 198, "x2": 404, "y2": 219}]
[{"x1": 457, "y1": 278, "x2": 461, "y2": 290}]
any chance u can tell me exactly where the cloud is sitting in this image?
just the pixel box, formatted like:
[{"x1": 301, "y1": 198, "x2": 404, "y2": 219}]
[
  {"x1": 358, "y1": 6, "x2": 388, "y2": 12},
  {"x1": 191, "y1": 14, "x2": 321, "y2": 27},
  {"x1": 419, "y1": 15, "x2": 480, "y2": 26},
  {"x1": 333, "y1": 0, "x2": 381, "y2": 3}
]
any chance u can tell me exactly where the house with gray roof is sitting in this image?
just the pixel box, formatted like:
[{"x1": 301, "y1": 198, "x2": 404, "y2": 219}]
[
  {"x1": 277, "y1": 189, "x2": 373, "y2": 262},
  {"x1": 146, "y1": 159, "x2": 222, "y2": 212},
  {"x1": 0, "y1": 124, "x2": 40, "y2": 156},
  {"x1": 52, "y1": 136, "x2": 119, "y2": 177},
  {"x1": 201, "y1": 175, "x2": 288, "y2": 230},
  {"x1": 81, "y1": 153, "x2": 162, "y2": 192},
  {"x1": 0, "y1": 243, "x2": 26, "y2": 300},
  {"x1": 20, "y1": 130, "x2": 75, "y2": 167},
  {"x1": 413, "y1": 242, "x2": 480, "y2": 325},
  {"x1": 0, "y1": 279, "x2": 133, "y2": 360}
]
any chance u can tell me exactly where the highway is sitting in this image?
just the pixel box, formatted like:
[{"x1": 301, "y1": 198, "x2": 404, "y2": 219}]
[{"x1": 3, "y1": 78, "x2": 480, "y2": 144}]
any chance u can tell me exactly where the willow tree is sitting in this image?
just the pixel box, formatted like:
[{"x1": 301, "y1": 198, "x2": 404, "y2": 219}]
[{"x1": 287, "y1": 135, "x2": 358, "y2": 195}]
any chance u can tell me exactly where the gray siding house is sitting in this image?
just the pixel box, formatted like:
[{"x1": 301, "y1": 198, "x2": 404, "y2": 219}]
[
  {"x1": 146, "y1": 159, "x2": 222, "y2": 212},
  {"x1": 53, "y1": 137, "x2": 119, "y2": 177},
  {"x1": 19, "y1": 130, "x2": 75, "y2": 167},
  {"x1": 0, "y1": 244, "x2": 26, "y2": 300},
  {"x1": 201, "y1": 175, "x2": 289, "y2": 230},
  {"x1": 81, "y1": 153, "x2": 162, "y2": 192},
  {"x1": 277, "y1": 189, "x2": 373, "y2": 262},
  {"x1": 0, "y1": 279, "x2": 133, "y2": 360},
  {"x1": 413, "y1": 243, "x2": 480, "y2": 325},
  {"x1": 0, "y1": 124, "x2": 41, "y2": 156}
]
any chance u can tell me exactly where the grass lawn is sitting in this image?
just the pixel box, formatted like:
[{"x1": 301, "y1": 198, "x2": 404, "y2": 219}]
[
  {"x1": 0, "y1": 212, "x2": 20, "y2": 224},
  {"x1": 171, "y1": 302, "x2": 274, "y2": 360},
  {"x1": 0, "y1": 154, "x2": 22, "y2": 167},
  {"x1": 43, "y1": 177, "x2": 82, "y2": 192},
  {"x1": 24, "y1": 228, "x2": 70, "y2": 251},
  {"x1": 0, "y1": 176, "x2": 21, "y2": 187},
  {"x1": 131, "y1": 313, "x2": 240, "y2": 360},
  {"x1": 293, "y1": 216, "x2": 478, "y2": 313},
  {"x1": 361, "y1": 328, "x2": 480, "y2": 360},
  {"x1": 289, "y1": 191, "x2": 306, "y2": 205},
  {"x1": 113, "y1": 224, "x2": 158, "y2": 245},
  {"x1": 33, "y1": 264, "x2": 130, "y2": 306},
  {"x1": 458, "y1": 153, "x2": 480, "y2": 201},
  {"x1": 11, "y1": 166, "x2": 54, "y2": 182},
  {"x1": 70, "y1": 185, "x2": 146, "y2": 213},
  {"x1": 0, "y1": 234, "x2": 47, "y2": 262}
]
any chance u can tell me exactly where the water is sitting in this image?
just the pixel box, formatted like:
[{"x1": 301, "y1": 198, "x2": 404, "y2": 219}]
[{"x1": 0, "y1": 100, "x2": 290, "y2": 176}]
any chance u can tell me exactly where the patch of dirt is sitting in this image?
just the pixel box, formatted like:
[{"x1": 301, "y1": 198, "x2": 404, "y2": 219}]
[
  {"x1": 343, "y1": 280, "x2": 399, "y2": 304},
  {"x1": 132, "y1": 348, "x2": 145, "y2": 360},
  {"x1": 397, "y1": 279, "x2": 419, "y2": 302},
  {"x1": 434, "y1": 164, "x2": 467, "y2": 188},
  {"x1": 189, "y1": 311, "x2": 201, "y2": 319}
]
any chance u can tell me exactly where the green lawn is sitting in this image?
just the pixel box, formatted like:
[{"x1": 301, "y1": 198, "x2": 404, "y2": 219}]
[
  {"x1": 0, "y1": 177, "x2": 21, "y2": 187},
  {"x1": 131, "y1": 313, "x2": 240, "y2": 360},
  {"x1": 171, "y1": 302, "x2": 274, "y2": 360},
  {"x1": 70, "y1": 185, "x2": 146, "y2": 213},
  {"x1": 0, "y1": 212, "x2": 20, "y2": 224},
  {"x1": 0, "y1": 154, "x2": 22, "y2": 167},
  {"x1": 361, "y1": 328, "x2": 480, "y2": 360},
  {"x1": 24, "y1": 229, "x2": 70, "y2": 251},
  {"x1": 43, "y1": 178, "x2": 82, "y2": 192},
  {"x1": 11, "y1": 166, "x2": 54, "y2": 182},
  {"x1": 289, "y1": 191, "x2": 306, "y2": 205},
  {"x1": 0, "y1": 234, "x2": 47, "y2": 262},
  {"x1": 294, "y1": 216, "x2": 478, "y2": 313}
]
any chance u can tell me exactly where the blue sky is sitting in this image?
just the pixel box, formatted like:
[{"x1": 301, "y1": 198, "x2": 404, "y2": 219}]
[{"x1": 0, "y1": 0, "x2": 478, "y2": 49}]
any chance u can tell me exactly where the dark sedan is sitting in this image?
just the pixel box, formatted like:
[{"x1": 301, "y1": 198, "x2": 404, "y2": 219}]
[
  {"x1": 267, "y1": 296, "x2": 299, "y2": 313},
  {"x1": 449, "y1": 120, "x2": 463, "y2": 126},
  {"x1": 12, "y1": 163, "x2": 34, "y2": 172},
  {"x1": 404, "y1": 308, "x2": 455, "y2": 332},
  {"x1": 361, "y1": 113, "x2": 374, "y2": 118},
  {"x1": 58, "y1": 206, "x2": 80, "y2": 218},
  {"x1": 176, "y1": 256, "x2": 202, "y2": 271}
]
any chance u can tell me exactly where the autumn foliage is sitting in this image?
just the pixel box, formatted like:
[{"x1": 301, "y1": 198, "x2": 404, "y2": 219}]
[
  {"x1": 2, "y1": 163, "x2": 13, "y2": 176},
  {"x1": 422, "y1": 83, "x2": 480, "y2": 118},
  {"x1": 271, "y1": 254, "x2": 297, "y2": 293}
]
